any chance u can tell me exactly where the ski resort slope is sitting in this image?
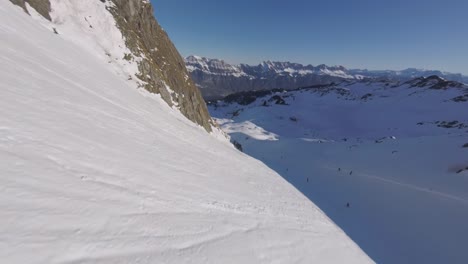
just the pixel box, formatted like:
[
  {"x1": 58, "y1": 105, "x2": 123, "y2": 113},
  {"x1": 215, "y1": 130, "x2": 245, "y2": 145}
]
[
  {"x1": 209, "y1": 82, "x2": 468, "y2": 263},
  {"x1": 0, "y1": 2, "x2": 372, "y2": 264}
]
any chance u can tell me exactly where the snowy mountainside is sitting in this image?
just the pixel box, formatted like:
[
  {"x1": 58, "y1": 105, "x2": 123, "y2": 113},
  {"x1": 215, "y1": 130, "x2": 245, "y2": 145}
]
[
  {"x1": 209, "y1": 79, "x2": 468, "y2": 263},
  {"x1": 186, "y1": 55, "x2": 468, "y2": 100},
  {"x1": 11, "y1": 0, "x2": 212, "y2": 131},
  {"x1": 210, "y1": 78, "x2": 468, "y2": 140},
  {"x1": 0, "y1": 2, "x2": 372, "y2": 263}
]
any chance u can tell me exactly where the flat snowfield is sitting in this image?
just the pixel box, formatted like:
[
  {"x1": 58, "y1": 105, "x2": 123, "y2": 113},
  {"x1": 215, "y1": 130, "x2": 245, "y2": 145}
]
[{"x1": 0, "y1": 2, "x2": 372, "y2": 263}]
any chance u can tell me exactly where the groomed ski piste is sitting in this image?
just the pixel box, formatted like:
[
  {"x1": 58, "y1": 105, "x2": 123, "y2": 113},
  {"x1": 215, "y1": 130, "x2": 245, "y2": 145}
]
[
  {"x1": 209, "y1": 78, "x2": 468, "y2": 263},
  {"x1": 0, "y1": 1, "x2": 372, "y2": 263}
]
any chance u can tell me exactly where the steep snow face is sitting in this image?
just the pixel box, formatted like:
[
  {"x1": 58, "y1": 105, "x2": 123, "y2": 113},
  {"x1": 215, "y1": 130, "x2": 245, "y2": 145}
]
[
  {"x1": 27, "y1": 0, "x2": 142, "y2": 87},
  {"x1": 0, "y1": 2, "x2": 372, "y2": 264},
  {"x1": 13, "y1": 0, "x2": 213, "y2": 131},
  {"x1": 209, "y1": 81, "x2": 468, "y2": 263}
]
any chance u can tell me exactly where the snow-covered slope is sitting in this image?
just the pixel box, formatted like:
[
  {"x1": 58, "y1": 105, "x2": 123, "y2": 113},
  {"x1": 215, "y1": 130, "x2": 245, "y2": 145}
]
[
  {"x1": 0, "y1": 2, "x2": 372, "y2": 263},
  {"x1": 11, "y1": 0, "x2": 213, "y2": 131},
  {"x1": 209, "y1": 80, "x2": 468, "y2": 263}
]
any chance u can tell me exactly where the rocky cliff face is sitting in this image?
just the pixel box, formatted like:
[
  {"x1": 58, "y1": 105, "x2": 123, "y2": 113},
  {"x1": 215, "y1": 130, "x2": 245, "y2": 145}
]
[
  {"x1": 10, "y1": 0, "x2": 213, "y2": 132},
  {"x1": 9, "y1": 0, "x2": 51, "y2": 20},
  {"x1": 109, "y1": 0, "x2": 212, "y2": 131}
]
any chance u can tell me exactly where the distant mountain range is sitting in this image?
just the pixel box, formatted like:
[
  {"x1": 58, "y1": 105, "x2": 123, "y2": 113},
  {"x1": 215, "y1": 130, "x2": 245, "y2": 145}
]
[{"x1": 185, "y1": 55, "x2": 468, "y2": 99}]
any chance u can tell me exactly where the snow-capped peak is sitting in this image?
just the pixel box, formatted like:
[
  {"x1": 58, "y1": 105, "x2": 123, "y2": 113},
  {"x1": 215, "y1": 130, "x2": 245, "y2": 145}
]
[
  {"x1": 186, "y1": 56, "x2": 356, "y2": 79},
  {"x1": 185, "y1": 55, "x2": 251, "y2": 78}
]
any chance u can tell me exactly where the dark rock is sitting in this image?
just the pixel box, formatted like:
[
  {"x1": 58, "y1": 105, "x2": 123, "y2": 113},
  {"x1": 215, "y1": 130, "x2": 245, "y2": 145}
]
[
  {"x1": 361, "y1": 93, "x2": 373, "y2": 100},
  {"x1": 231, "y1": 140, "x2": 243, "y2": 152},
  {"x1": 231, "y1": 109, "x2": 241, "y2": 118},
  {"x1": 10, "y1": 0, "x2": 52, "y2": 21},
  {"x1": 406, "y1": 75, "x2": 465, "y2": 90},
  {"x1": 223, "y1": 90, "x2": 282, "y2": 105},
  {"x1": 108, "y1": 0, "x2": 213, "y2": 131},
  {"x1": 452, "y1": 94, "x2": 468, "y2": 102},
  {"x1": 269, "y1": 95, "x2": 286, "y2": 105},
  {"x1": 437, "y1": 120, "x2": 467, "y2": 129}
]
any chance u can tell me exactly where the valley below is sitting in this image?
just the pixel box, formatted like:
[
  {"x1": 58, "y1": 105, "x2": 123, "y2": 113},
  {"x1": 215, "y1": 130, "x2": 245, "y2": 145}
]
[{"x1": 209, "y1": 79, "x2": 468, "y2": 263}]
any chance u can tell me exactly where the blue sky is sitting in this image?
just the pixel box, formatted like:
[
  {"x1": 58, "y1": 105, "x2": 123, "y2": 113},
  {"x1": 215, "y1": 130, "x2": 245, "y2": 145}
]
[{"x1": 151, "y1": 0, "x2": 468, "y2": 74}]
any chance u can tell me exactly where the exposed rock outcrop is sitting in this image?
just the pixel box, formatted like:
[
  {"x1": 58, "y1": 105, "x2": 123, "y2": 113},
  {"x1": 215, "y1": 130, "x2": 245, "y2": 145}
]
[
  {"x1": 10, "y1": 0, "x2": 51, "y2": 20},
  {"x1": 109, "y1": 0, "x2": 212, "y2": 131},
  {"x1": 406, "y1": 75, "x2": 465, "y2": 90}
]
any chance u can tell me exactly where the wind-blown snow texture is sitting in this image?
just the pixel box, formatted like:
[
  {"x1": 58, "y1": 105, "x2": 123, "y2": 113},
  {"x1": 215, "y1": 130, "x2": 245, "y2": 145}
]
[
  {"x1": 0, "y1": 2, "x2": 372, "y2": 263},
  {"x1": 210, "y1": 79, "x2": 468, "y2": 264}
]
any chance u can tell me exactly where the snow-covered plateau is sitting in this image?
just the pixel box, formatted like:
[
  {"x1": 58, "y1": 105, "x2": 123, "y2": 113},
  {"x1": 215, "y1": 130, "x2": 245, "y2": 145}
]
[{"x1": 0, "y1": 1, "x2": 372, "y2": 263}]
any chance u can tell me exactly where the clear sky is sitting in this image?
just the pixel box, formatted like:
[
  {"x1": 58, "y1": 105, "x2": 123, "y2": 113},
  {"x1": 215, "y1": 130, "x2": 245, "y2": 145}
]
[{"x1": 151, "y1": 0, "x2": 468, "y2": 74}]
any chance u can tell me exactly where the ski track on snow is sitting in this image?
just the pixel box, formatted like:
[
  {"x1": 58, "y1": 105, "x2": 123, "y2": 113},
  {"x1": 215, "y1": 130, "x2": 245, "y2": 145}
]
[{"x1": 323, "y1": 165, "x2": 468, "y2": 206}]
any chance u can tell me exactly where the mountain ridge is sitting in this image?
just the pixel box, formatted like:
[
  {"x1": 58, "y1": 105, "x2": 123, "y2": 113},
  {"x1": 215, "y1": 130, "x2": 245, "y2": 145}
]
[{"x1": 186, "y1": 55, "x2": 468, "y2": 99}]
